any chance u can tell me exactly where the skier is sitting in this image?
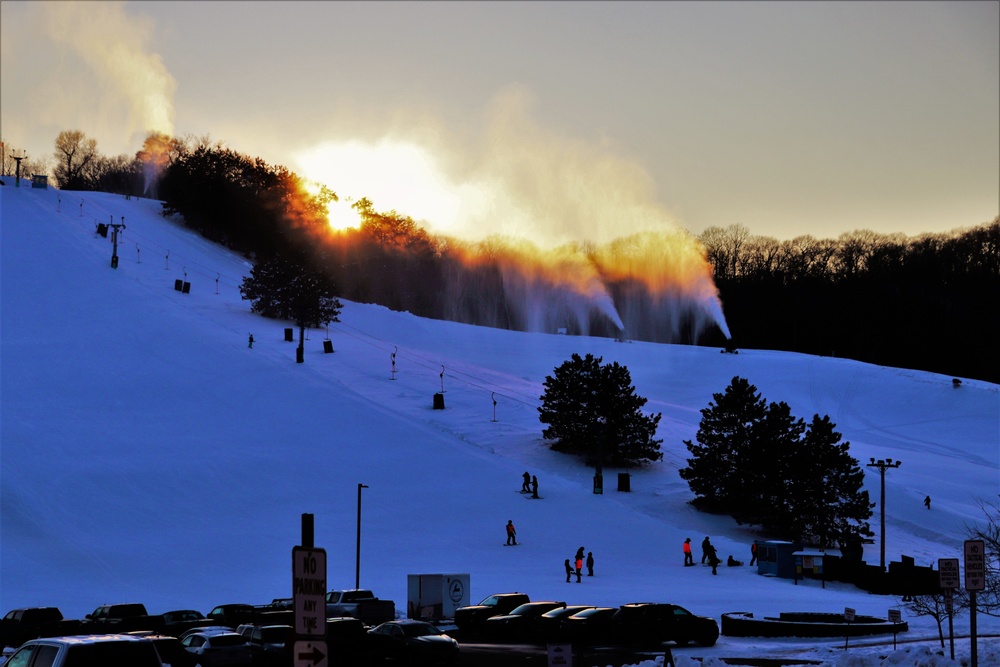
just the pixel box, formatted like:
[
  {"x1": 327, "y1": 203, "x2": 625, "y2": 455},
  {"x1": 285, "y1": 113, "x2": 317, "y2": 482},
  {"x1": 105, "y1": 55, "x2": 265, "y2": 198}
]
[
  {"x1": 924, "y1": 495, "x2": 931, "y2": 509},
  {"x1": 749, "y1": 540, "x2": 758, "y2": 566},
  {"x1": 531, "y1": 475, "x2": 539, "y2": 499},
  {"x1": 586, "y1": 551, "x2": 595, "y2": 576},
  {"x1": 248, "y1": 333, "x2": 254, "y2": 349},
  {"x1": 521, "y1": 472, "x2": 531, "y2": 493},
  {"x1": 701, "y1": 536, "x2": 712, "y2": 564},
  {"x1": 506, "y1": 520, "x2": 517, "y2": 545},
  {"x1": 683, "y1": 538, "x2": 694, "y2": 566},
  {"x1": 565, "y1": 559, "x2": 573, "y2": 583}
]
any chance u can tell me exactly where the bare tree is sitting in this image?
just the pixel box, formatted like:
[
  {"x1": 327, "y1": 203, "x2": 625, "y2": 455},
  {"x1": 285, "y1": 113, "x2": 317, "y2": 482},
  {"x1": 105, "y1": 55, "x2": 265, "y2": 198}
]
[
  {"x1": 966, "y1": 496, "x2": 1000, "y2": 616},
  {"x1": 53, "y1": 130, "x2": 98, "y2": 189}
]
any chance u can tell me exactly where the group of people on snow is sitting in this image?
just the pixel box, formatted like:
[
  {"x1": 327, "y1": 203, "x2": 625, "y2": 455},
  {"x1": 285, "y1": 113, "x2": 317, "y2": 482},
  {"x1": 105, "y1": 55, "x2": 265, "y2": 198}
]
[
  {"x1": 564, "y1": 547, "x2": 594, "y2": 582},
  {"x1": 521, "y1": 471, "x2": 539, "y2": 498}
]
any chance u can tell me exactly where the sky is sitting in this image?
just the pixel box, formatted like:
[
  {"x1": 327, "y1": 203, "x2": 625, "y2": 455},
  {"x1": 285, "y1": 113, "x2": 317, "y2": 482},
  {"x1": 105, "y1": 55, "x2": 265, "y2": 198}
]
[
  {"x1": 1, "y1": 1, "x2": 998, "y2": 244},
  {"x1": 2, "y1": 178, "x2": 999, "y2": 667}
]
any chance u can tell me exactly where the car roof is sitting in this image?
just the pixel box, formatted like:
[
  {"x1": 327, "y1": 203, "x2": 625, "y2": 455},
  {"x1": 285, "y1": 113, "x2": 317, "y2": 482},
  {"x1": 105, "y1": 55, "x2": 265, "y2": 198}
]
[{"x1": 25, "y1": 634, "x2": 150, "y2": 645}]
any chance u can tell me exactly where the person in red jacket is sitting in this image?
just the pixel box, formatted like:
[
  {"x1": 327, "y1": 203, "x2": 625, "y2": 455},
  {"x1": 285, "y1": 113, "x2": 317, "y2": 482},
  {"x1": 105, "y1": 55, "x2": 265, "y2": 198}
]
[
  {"x1": 574, "y1": 555, "x2": 583, "y2": 582},
  {"x1": 506, "y1": 520, "x2": 517, "y2": 545},
  {"x1": 683, "y1": 537, "x2": 694, "y2": 566}
]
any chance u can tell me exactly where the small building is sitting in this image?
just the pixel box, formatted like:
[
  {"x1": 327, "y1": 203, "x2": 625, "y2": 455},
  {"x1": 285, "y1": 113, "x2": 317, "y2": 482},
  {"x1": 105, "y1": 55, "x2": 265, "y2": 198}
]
[
  {"x1": 756, "y1": 540, "x2": 802, "y2": 579},
  {"x1": 406, "y1": 573, "x2": 470, "y2": 622},
  {"x1": 31, "y1": 174, "x2": 48, "y2": 189}
]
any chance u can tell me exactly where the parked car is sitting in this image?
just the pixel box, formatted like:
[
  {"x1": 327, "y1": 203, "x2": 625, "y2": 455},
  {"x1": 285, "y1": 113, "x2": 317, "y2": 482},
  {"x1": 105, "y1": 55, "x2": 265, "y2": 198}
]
[
  {"x1": 529, "y1": 605, "x2": 594, "y2": 643},
  {"x1": 606, "y1": 603, "x2": 719, "y2": 647},
  {"x1": 162, "y1": 610, "x2": 213, "y2": 637},
  {"x1": 481, "y1": 601, "x2": 566, "y2": 642},
  {"x1": 178, "y1": 626, "x2": 234, "y2": 641},
  {"x1": 0, "y1": 608, "x2": 80, "y2": 650},
  {"x1": 206, "y1": 605, "x2": 255, "y2": 629},
  {"x1": 453, "y1": 593, "x2": 530, "y2": 636},
  {"x1": 136, "y1": 633, "x2": 198, "y2": 667},
  {"x1": 559, "y1": 606, "x2": 618, "y2": 645},
  {"x1": 366, "y1": 620, "x2": 458, "y2": 665},
  {"x1": 2, "y1": 634, "x2": 162, "y2": 667},
  {"x1": 179, "y1": 629, "x2": 253, "y2": 667},
  {"x1": 245, "y1": 625, "x2": 292, "y2": 666}
]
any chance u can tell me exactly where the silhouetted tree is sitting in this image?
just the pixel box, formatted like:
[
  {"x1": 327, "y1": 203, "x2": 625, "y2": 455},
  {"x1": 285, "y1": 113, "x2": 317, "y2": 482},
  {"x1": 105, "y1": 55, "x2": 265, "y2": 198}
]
[
  {"x1": 538, "y1": 353, "x2": 663, "y2": 467},
  {"x1": 53, "y1": 130, "x2": 98, "y2": 190}
]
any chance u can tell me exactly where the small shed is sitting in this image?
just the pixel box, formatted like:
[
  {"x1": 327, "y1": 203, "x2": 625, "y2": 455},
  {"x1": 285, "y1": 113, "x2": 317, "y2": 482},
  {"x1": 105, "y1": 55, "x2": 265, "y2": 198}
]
[
  {"x1": 756, "y1": 540, "x2": 802, "y2": 579},
  {"x1": 32, "y1": 174, "x2": 48, "y2": 189}
]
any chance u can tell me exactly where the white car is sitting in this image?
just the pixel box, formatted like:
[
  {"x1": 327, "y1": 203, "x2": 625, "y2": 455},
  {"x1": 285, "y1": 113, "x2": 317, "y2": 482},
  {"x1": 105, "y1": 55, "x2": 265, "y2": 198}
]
[
  {"x1": 2, "y1": 634, "x2": 162, "y2": 667},
  {"x1": 179, "y1": 629, "x2": 252, "y2": 667}
]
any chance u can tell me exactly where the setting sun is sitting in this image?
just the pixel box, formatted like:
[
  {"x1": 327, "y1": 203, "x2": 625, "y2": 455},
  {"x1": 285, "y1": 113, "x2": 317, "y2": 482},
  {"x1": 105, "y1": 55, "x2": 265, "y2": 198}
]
[{"x1": 295, "y1": 139, "x2": 465, "y2": 234}]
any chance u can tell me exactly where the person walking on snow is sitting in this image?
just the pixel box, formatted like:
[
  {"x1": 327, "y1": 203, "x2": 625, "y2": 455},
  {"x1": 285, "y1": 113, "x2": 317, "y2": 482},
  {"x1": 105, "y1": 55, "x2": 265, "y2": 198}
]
[
  {"x1": 248, "y1": 333, "x2": 254, "y2": 348},
  {"x1": 521, "y1": 472, "x2": 531, "y2": 493},
  {"x1": 575, "y1": 555, "x2": 583, "y2": 582},
  {"x1": 506, "y1": 520, "x2": 517, "y2": 545},
  {"x1": 750, "y1": 540, "x2": 759, "y2": 566},
  {"x1": 707, "y1": 543, "x2": 721, "y2": 575},
  {"x1": 531, "y1": 475, "x2": 539, "y2": 499},
  {"x1": 683, "y1": 538, "x2": 694, "y2": 566},
  {"x1": 565, "y1": 559, "x2": 573, "y2": 583},
  {"x1": 586, "y1": 552, "x2": 595, "y2": 576},
  {"x1": 924, "y1": 495, "x2": 931, "y2": 509},
  {"x1": 701, "y1": 537, "x2": 712, "y2": 564}
]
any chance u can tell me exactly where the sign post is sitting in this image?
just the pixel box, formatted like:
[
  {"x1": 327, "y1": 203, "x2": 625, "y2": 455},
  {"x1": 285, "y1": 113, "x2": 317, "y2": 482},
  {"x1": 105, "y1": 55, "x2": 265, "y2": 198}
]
[
  {"x1": 843, "y1": 607, "x2": 855, "y2": 650},
  {"x1": 293, "y1": 546, "x2": 327, "y2": 667},
  {"x1": 887, "y1": 609, "x2": 901, "y2": 649},
  {"x1": 965, "y1": 540, "x2": 985, "y2": 667},
  {"x1": 939, "y1": 557, "x2": 960, "y2": 660}
]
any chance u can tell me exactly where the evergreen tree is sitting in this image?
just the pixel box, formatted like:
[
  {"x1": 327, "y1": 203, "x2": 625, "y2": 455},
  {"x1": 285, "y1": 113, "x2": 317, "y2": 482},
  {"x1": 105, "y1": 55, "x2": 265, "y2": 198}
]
[
  {"x1": 240, "y1": 257, "x2": 342, "y2": 358},
  {"x1": 680, "y1": 377, "x2": 873, "y2": 545},
  {"x1": 678, "y1": 376, "x2": 767, "y2": 513},
  {"x1": 538, "y1": 353, "x2": 662, "y2": 467}
]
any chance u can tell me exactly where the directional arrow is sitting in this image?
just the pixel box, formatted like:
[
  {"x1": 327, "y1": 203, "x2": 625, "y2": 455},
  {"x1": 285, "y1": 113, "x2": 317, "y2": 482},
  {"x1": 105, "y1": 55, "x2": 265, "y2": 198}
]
[
  {"x1": 293, "y1": 640, "x2": 327, "y2": 667},
  {"x1": 298, "y1": 645, "x2": 325, "y2": 664}
]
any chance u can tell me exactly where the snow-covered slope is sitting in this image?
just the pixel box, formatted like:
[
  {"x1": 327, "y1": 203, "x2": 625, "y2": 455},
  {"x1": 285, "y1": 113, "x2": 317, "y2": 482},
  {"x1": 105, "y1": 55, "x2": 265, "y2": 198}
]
[{"x1": 1, "y1": 181, "x2": 997, "y2": 665}]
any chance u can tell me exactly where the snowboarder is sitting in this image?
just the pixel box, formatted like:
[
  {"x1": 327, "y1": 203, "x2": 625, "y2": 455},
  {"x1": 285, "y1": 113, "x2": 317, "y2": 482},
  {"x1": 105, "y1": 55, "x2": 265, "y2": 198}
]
[
  {"x1": 531, "y1": 475, "x2": 539, "y2": 499},
  {"x1": 924, "y1": 495, "x2": 931, "y2": 509},
  {"x1": 586, "y1": 551, "x2": 594, "y2": 576},
  {"x1": 575, "y1": 555, "x2": 583, "y2": 582},
  {"x1": 727, "y1": 555, "x2": 743, "y2": 566},
  {"x1": 506, "y1": 520, "x2": 517, "y2": 545},
  {"x1": 575, "y1": 546, "x2": 585, "y2": 561},
  {"x1": 565, "y1": 559, "x2": 573, "y2": 582},
  {"x1": 248, "y1": 333, "x2": 254, "y2": 348},
  {"x1": 749, "y1": 540, "x2": 758, "y2": 566},
  {"x1": 521, "y1": 471, "x2": 531, "y2": 493},
  {"x1": 701, "y1": 536, "x2": 712, "y2": 564},
  {"x1": 683, "y1": 538, "x2": 694, "y2": 566}
]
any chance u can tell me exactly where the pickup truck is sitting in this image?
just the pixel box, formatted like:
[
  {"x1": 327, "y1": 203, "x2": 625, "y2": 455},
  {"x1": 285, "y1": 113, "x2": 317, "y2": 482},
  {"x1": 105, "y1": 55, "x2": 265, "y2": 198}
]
[
  {"x1": 80, "y1": 603, "x2": 165, "y2": 634},
  {"x1": 2, "y1": 634, "x2": 162, "y2": 667},
  {"x1": 324, "y1": 590, "x2": 394, "y2": 626},
  {"x1": 454, "y1": 593, "x2": 530, "y2": 634},
  {"x1": 0, "y1": 608, "x2": 81, "y2": 649}
]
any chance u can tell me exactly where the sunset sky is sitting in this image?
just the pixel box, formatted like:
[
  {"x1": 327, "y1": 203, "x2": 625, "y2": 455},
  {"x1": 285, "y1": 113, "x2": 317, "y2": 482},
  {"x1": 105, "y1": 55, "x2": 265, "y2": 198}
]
[{"x1": 2, "y1": 1, "x2": 997, "y2": 243}]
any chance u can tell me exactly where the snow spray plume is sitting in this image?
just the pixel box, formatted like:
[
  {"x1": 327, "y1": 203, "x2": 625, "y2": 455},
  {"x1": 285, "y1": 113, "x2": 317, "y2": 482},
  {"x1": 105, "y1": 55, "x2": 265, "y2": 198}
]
[{"x1": 43, "y1": 3, "x2": 176, "y2": 160}]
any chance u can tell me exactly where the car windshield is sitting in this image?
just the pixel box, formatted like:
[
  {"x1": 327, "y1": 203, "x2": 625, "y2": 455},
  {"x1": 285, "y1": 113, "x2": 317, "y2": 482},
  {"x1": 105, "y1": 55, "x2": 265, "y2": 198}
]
[
  {"x1": 400, "y1": 623, "x2": 440, "y2": 637},
  {"x1": 63, "y1": 642, "x2": 160, "y2": 667},
  {"x1": 259, "y1": 627, "x2": 290, "y2": 643}
]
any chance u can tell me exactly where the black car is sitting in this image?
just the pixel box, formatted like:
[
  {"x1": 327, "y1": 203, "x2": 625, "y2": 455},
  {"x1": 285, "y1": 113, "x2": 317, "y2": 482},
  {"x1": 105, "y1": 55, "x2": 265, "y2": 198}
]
[
  {"x1": 162, "y1": 610, "x2": 214, "y2": 637},
  {"x1": 529, "y1": 605, "x2": 594, "y2": 643},
  {"x1": 481, "y1": 601, "x2": 566, "y2": 642},
  {"x1": 366, "y1": 619, "x2": 459, "y2": 665},
  {"x1": 559, "y1": 606, "x2": 618, "y2": 645},
  {"x1": 606, "y1": 603, "x2": 718, "y2": 647}
]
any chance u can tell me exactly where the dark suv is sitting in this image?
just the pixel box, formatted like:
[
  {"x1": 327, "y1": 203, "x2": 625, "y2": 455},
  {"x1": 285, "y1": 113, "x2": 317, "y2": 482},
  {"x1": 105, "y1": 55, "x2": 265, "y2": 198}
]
[
  {"x1": 606, "y1": 603, "x2": 718, "y2": 647},
  {"x1": 453, "y1": 593, "x2": 530, "y2": 635}
]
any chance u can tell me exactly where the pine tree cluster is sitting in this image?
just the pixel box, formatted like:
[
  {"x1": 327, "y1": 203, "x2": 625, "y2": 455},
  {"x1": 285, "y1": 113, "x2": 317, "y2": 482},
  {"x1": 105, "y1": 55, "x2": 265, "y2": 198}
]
[{"x1": 679, "y1": 376, "x2": 873, "y2": 547}]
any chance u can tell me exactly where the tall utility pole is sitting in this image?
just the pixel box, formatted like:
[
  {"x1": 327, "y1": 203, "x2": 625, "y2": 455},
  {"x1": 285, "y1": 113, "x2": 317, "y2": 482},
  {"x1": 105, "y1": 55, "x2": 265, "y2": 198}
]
[
  {"x1": 355, "y1": 483, "x2": 368, "y2": 589},
  {"x1": 866, "y1": 457, "x2": 901, "y2": 571}
]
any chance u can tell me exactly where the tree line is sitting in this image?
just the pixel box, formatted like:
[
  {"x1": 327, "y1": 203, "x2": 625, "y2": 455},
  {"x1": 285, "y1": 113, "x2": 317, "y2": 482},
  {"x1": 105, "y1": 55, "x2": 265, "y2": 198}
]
[
  {"x1": 10, "y1": 130, "x2": 996, "y2": 382},
  {"x1": 699, "y1": 222, "x2": 1000, "y2": 383}
]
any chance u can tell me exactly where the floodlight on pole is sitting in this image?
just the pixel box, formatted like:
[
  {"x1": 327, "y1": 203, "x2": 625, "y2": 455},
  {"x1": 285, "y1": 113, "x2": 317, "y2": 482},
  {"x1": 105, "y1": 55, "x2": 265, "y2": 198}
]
[{"x1": 355, "y1": 483, "x2": 369, "y2": 589}]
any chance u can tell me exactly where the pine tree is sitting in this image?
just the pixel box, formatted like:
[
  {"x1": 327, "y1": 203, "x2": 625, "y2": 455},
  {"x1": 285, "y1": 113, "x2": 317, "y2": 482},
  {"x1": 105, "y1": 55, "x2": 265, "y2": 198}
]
[
  {"x1": 679, "y1": 376, "x2": 767, "y2": 513},
  {"x1": 240, "y1": 257, "x2": 342, "y2": 357},
  {"x1": 538, "y1": 353, "x2": 662, "y2": 467}
]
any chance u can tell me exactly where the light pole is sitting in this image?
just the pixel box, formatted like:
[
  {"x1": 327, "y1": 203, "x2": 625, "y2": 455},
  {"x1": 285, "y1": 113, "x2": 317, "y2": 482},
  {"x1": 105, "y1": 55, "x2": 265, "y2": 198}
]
[
  {"x1": 355, "y1": 483, "x2": 368, "y2": 589},
  {"x1": 866, "y1": 457, "x2": 901, "y2": 571}
]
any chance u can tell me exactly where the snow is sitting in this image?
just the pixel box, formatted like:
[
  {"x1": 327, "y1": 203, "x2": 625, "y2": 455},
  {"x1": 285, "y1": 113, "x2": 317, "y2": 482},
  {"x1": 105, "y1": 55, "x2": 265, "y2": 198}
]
[{"x1": 1, "y1": 180, "x2": 998, "y2": 666}]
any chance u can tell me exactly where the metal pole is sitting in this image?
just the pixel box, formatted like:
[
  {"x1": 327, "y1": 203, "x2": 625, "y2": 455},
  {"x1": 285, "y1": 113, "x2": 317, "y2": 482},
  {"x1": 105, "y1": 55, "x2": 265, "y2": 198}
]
[{"x1": 355, "y1": 484, "x2": 368, "y2": 589}]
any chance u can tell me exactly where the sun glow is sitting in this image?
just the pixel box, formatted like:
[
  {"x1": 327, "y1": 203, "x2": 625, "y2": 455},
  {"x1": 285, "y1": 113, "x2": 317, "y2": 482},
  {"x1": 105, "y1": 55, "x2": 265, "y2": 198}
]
[{"x1": 295, "y1": 139, "x2": 468, "y2": 234}]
